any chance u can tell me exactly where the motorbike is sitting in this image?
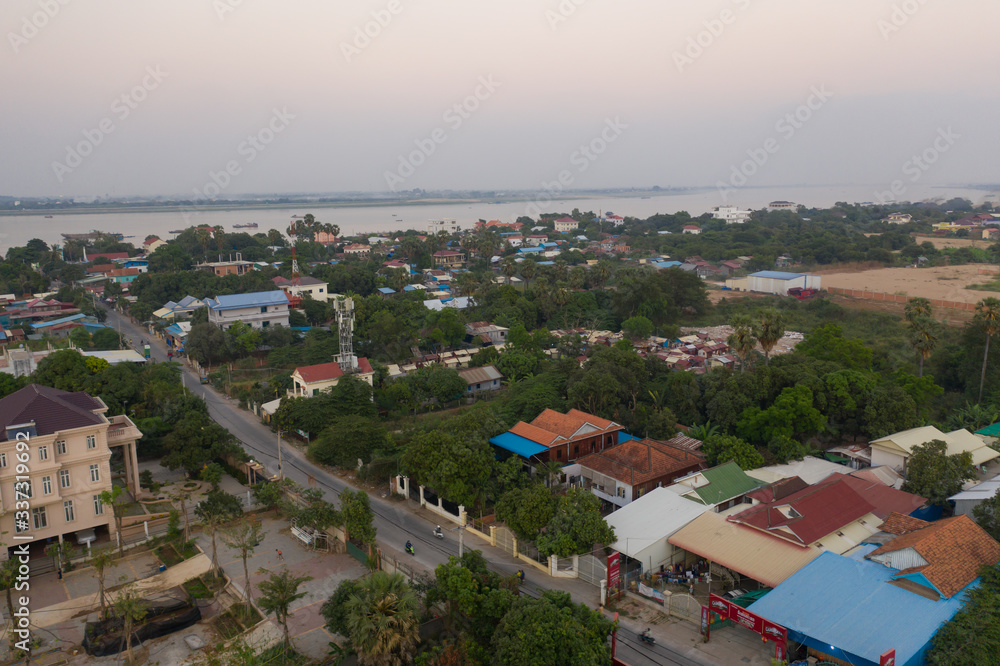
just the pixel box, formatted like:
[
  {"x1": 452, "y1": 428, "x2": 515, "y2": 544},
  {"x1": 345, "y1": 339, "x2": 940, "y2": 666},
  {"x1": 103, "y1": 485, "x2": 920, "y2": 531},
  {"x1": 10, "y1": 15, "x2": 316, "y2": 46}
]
[
  {"x1": 405, "y1": 543, "x2": 415, "y2": 556},
  {"x1": 433, "y1": 527, "x2": 444, "y2": 539},
  {"x1": 638, "y1": 631, "x2": 655, "y2": 646}
]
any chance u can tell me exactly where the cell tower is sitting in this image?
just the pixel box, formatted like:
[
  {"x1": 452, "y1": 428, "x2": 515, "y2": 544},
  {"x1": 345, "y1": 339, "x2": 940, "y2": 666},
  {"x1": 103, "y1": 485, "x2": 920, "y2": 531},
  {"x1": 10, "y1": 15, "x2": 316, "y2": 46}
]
[{"x1": 333, "y1": 297, "x2": 356, "y2": 374}]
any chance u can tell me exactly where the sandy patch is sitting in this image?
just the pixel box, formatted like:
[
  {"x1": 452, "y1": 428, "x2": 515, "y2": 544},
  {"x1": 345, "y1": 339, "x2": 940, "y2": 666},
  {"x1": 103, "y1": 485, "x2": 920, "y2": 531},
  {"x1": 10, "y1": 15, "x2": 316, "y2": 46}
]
[
  {"x1": 912, "y1": 235, "x2": 994, "y2": 250},
  {"x1": 821, "y1": 264, "x2": 998, "y2": 304}
]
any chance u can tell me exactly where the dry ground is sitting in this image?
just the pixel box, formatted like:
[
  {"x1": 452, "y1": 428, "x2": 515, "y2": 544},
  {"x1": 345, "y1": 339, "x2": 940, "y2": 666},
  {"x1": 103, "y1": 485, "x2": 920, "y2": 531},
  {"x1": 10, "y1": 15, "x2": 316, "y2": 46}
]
[
  {"x1": 912, "y1": 234, "x2": 994, "y2": 250},
  {"x1": 819, "y1": 264, "x2": 998, "y2": 305}
]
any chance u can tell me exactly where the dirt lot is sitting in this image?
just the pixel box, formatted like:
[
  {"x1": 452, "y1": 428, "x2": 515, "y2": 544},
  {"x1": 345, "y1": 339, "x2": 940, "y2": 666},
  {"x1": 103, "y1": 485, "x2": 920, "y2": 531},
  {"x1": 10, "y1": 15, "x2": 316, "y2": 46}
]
[
  {"x1": 820, "y1": 264, "x2": 998, "y2": 305},
  {"x1": 912, "y1": 235, "x2": 994, "y2": 250}
]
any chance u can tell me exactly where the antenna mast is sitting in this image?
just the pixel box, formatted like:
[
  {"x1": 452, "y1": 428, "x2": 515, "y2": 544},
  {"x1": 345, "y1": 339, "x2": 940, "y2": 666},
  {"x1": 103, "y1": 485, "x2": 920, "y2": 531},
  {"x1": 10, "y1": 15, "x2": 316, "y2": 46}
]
[{"x1": 334, "y1": 297, "x2": 356, "y2": 374}]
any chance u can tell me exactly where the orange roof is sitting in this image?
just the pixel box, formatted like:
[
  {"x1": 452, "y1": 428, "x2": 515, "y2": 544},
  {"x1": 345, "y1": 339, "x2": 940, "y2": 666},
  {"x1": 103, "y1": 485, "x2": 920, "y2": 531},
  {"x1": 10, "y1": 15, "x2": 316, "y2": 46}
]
[
  {"x1": 294, "y1": 362, "x2": 343, "y2": 384},
  {"x1": 576, "y1": 438, "x2": 704, "y2": 486},
  {"x1": 879, "y1": 512, "x2": 930, "y2": 536},
  {"x1": 529, "y1": 408, "x2": 619, "y2": 440},
  {"x1": 868, "y1": 515, "x2": 1000, "y2": 599},
  {"x1": 510, "y1": 421, "x2": 562, "y2": 447}
]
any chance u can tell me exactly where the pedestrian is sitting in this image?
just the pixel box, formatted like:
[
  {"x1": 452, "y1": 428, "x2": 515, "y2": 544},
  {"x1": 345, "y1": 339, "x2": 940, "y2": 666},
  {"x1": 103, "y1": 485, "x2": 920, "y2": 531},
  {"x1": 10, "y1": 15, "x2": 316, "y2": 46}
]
[
  {"x1": 689, "y1": 582, "x2": 694, "y2": 596},
  {"x1": 276, "y1": 549, "x2": 283, "y2": 561}
]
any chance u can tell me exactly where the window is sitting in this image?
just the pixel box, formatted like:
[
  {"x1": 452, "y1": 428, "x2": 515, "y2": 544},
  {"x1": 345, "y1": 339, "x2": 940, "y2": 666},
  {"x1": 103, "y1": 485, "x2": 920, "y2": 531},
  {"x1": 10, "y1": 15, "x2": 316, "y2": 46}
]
[
  {"x1": 38, "y1": 446, "x2": 48, "y2": 461},
  {"x1": 64, "y1": 501, "x2": 75, "y2": 522},
  {"x1": 90, "y1": 464, "x2": 100, "y2": 482},
  {"x1": 556, "y1": 450, "x2": 562, "y2": 460},
  {"x1": 94, "y1": 495, "x2": 104, "y2": 515},
  {"x1": 60, "y1": 470, "x2": 70, "y2": 488},
  {"x1": 0, "y1": 452, "x2": 6, "y2": 468},
  {"x1": 42, "y1": 476, "x2": 52, "y2": 495},
  {"x1": 574, "y1": 445, "x2": 580, "y2": 456},
  {"x1": 32, "y1": 507, "x2": 47, "y2": 530},
  {"x1": 56, "y1": 440, "x2": 66, "y2": 456},
  {"x1": 86, "y1": 435, "x2": 97, "y2": 450},
  {"x1": 262, "y1": 320, "x2": 270, "y2": 328},
  {"x1": 260, "y1": 306, "x2": 267, "y2": 313}
]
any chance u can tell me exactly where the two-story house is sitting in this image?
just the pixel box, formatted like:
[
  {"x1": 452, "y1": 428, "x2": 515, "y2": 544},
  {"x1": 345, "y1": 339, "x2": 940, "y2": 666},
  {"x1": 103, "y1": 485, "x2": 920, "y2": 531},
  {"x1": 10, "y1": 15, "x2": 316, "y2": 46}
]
[
  {"x1": 554, "y1": 217, "x2": 579, "y2": 233},
  {"x1": 432, "y1": 250, "x2": 465, "y2": 269},
  {"x1": 489, "y1": 409, "x2": 624, "y2": 469},
  {"x1": 0, "y1": 384, "x2": 143, "y2": 557},
  {"x1": 206, "y1": 291, "x2": 290, "y2": 330},
  {"x1": 287, "y1": 357, "x2": 375, "y2": 396},
  {"x1": 273, "y1": 276, "x2": 336, "y2": 303}
]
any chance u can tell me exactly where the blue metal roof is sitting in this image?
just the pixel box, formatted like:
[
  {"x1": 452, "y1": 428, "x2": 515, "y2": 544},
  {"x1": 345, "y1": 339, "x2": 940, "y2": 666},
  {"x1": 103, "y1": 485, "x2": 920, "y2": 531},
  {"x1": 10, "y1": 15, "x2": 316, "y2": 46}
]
[
  {"x1": 518, "y1": 247, "x2": 543, "y2": 253},
  {"x1": 617, "y1": 432, "x2": 640, "y2": 445},
  {"x1": 206, "y1": 291, "x2": 288, "y2": 311},
  {"x1": 32, "y1": 313, "x2": 89, "y2": 329},
  {"x1": 749, "y1": 270, "x2": 804, "y2": 280},
  {"x1": 377, "y1": 287, "x2": 396, "y2": 294},
  {"x1": 747, "y1": 551, "x2": 974, "y2": 666},
  {"x1": 653, "y1": 261, "x2": 682, "y2": 269},
  {"x1": 489, "y1": 433, "x2": 548, "y2": 459}
]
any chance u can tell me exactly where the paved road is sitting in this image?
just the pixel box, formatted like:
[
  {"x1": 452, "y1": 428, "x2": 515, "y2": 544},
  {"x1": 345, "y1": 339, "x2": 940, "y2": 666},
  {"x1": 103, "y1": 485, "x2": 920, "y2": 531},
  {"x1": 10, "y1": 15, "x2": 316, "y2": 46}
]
[{"x1": 105, "y1": 306, "x2": 703, "y2": 666}]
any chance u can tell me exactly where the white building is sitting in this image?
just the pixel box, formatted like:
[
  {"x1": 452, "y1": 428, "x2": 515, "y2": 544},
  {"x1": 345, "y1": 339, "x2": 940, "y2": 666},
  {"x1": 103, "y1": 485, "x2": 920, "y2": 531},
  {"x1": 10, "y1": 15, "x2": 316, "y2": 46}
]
[
  {"x1": 950, "y1": 474, "x2": 1000, "y2": 518},
  {"x1": 712, "y1": 206, "x2": 752, "y2": 224},
  {"x1": 428, "y1": 219, "x2": 461, "y2": 234},
  {"x1": 767, "y1": 201, "x2": 797, "y2": 211},
  {"x1": 682, "y1": 225, "x2": 701, "y2": 235},
  {"x1": 746, "y1": 271, "x2": 821, "y2": 296},
  {"x1": 870, "y1": 426, "x2": 1000, "y2": 475},
  {"x1": 206, "y1": 291, "x2": 290, "y2": 330},
  {"x1": 554, "y1": 217, "x2": 579, "y2": 233},
  {"x1": 606, "y1": 487, "x2": 712, "y2": 572},
  {"x1": 274, "y1": 276, "x2": 336, "y2": 303}
]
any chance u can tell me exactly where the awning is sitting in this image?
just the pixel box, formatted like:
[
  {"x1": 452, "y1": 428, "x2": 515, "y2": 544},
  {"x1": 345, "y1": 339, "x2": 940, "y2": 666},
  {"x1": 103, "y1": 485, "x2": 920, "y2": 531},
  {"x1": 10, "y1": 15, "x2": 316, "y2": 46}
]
[
  {"x1": 490, "y1": 432, "x2": 547, "y2": 459},
  {"x1": 75, "y1": 528, "x2": 96, "y2": 546}
]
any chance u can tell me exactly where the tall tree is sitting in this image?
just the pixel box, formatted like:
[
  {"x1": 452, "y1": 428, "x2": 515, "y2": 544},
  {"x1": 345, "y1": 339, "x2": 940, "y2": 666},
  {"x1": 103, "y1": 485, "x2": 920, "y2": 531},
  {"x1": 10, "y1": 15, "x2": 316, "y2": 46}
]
[
  {"x1": 344, "y1": 571, "x2": 420, "y2": 666},
  {"x1": 112, "y1": 583, "x2": 148, "y2": 666},
  {"x1": 195, "y1": 490, "x2": 244, "y2": 574},
  {"x1": 257, "y1": 568, "x2": 313, "y2": 649},
  {"x1": 974, "y1": 297, "x2": 1000, "y2": 403},
  {"x1": 341, "y1": 488, "x2": 377, "y2": 547},
  {"x1": 727, "y1": 314, "x2": 758, "y2": 372},
  {"x1": 754, "y1": 308, "x2": 785, "y2": 363},
  {"x1": 908, "y1": 315, "x2": 942, "y2": 377},
  {"x1": 901, "y1": 440, "x2": 976, "y2": 508},
  {"x1": 904, "y1": 297, "x2": 933, "y2": 323},
  {"x1": 492, "y1": 591, "x2": 613, "y2": 666},
  {"x1": 100, "y1": 486, "x2": 131, "y2": 557},
  {"x1": 221, "y1": 519, "x2": 265, "y2": 603}
]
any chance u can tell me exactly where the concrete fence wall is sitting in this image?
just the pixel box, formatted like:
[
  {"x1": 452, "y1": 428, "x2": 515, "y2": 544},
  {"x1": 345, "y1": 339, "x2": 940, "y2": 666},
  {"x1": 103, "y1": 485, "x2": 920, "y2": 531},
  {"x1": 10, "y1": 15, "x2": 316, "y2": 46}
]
[{"x1": 827, "y1": 287, "x2": 980, "y2": 311}]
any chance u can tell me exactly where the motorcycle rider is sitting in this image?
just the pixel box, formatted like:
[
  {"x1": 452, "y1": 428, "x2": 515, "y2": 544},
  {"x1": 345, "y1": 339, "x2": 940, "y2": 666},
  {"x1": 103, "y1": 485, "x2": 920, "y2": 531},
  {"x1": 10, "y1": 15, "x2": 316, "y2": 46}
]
[
  {"x1": 405, "y1": 540, "x2": 413, "y2": 554},
  {"x1": 434, "y1": 525, "x2": 443, "y2": 537},
  {"x1": 640, "y1": 628, "x2": 652, "y2": 643}
]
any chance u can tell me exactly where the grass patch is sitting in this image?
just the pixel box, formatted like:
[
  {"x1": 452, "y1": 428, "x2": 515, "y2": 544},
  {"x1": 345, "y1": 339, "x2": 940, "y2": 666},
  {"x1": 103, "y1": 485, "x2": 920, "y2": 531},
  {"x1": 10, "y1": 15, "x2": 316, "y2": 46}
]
[
  {"x1": 967, "y1": 281, "x2": 1000, "y2": 292},
  {"x1": 231, "y1": 602, "x2": 262, "y2": 627},
  {"x1": 215, "y1": 612, "x2": 243, "y2": 640},
  {"x1": 121, "y1": 502, "x2": 146, "y2": 517},
  {"x1": 182, "y1": 482, "x2": 199, "y2": 490},
  {"x1": 144, "y1": 501, "x2": 174, "y2": 514},
  {"x1": 155, "y1": 544, "x2": 183, "y2": 567},
  {"x1": 184, "y1": 578, "x2": 212, "y2": 599},
  {"x1": 204, "y1": 571, "x2": 226, "y2": 592}
]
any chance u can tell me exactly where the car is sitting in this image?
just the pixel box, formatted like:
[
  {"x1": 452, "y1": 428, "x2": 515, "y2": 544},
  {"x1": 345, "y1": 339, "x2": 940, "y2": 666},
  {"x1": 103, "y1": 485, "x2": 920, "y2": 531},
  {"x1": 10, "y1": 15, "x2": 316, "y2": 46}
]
[{"x1": 724, "y1": 588, "x2": 749, "y2": 600}]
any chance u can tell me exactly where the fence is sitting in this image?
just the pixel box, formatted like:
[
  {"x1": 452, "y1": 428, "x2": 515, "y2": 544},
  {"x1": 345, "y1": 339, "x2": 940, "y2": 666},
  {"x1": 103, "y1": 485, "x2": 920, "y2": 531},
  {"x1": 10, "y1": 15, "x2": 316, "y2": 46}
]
[
  {"x1": 827, "y1": 287, "x2": 981, "y2": 311},
  {"x1": 494, "y1": 525, "x2": 517, "y2": 558}
]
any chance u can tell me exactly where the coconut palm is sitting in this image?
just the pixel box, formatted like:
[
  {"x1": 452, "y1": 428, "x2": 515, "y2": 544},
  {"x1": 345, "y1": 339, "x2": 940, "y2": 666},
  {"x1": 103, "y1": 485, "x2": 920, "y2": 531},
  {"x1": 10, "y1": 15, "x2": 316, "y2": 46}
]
[
  {"x1": 537, "y1": 459, "x2": 565, "y2": 491},
  {"x1": 519, "y1": 260, "x2": 537, "y2": 291},
  {"x1": 974, "y1": 297, "x2": 1000, "y2": 403},
  {"x1": 593, "y1": 260, "x2": 613, "y2": 289},
  {"x1": 345, "y1": 571, "x2": 420, "y2": 666},
  {"x1": 727, "y1": 315, "x2": 758, "y2": 372},
  {"x1": 754, "y1": 308, "x2": 785, "y2": 364},
  {"x1": 687, "y1": 421, "x2": 718, "y2": 442},
  {"x1": 501, "y1": 258, "x2": 517, "y2": 282},
  {"x1": 908, "y1": 316, "x2": 941, "y2": 377}
]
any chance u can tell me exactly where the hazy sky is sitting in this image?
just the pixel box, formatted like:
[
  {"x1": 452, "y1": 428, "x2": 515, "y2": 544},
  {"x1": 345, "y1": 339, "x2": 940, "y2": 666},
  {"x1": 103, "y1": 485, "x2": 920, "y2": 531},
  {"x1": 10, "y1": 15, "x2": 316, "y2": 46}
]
[{"x1": 2, "y1": 0, "x2": 998, "y2": 199}]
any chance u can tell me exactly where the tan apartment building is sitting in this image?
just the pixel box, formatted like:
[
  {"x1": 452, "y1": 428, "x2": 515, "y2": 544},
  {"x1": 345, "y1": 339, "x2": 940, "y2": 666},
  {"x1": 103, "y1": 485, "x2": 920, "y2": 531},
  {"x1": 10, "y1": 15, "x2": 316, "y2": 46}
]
[{"x1": 0, "y1": 384, "x2": 143, "y2": 558}]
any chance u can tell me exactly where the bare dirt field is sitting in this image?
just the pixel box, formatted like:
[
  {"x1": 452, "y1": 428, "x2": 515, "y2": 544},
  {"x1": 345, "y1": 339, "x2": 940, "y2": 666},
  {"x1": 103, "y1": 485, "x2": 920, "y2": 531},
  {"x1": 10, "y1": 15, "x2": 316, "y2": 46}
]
[
  {"x1": 912, "y1": 235, "x2": 994, "y2": 250},
  {"x1": 820, "y1": 264, "x2": 998, "y2": 304}
]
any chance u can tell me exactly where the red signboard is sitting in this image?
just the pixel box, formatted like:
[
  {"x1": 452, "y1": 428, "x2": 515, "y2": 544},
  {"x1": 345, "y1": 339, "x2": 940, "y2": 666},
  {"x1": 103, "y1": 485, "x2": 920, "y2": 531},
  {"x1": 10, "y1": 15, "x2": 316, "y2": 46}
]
[
  {"x1": 880, "y1": 649, "x2": 896, "y2": 666},
  {"x1": 709, "y1": 594, "x2": 787, "y2": 651},
  {"x1": 607, "y1": 552, "x2": 621, "y2": 590}
]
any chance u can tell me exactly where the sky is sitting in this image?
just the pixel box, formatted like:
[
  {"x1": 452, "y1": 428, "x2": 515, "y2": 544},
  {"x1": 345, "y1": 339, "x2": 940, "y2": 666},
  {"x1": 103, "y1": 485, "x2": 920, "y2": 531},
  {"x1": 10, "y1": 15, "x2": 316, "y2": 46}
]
[{"x1": 2, "y1": 0, "x2": 999, "y2": 199}]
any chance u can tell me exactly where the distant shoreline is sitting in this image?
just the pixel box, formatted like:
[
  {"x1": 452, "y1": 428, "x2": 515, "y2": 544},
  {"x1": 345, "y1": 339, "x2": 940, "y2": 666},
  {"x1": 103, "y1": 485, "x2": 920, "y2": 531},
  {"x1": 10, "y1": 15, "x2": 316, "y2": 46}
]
[{"x1": 0, "y1": 190, "x2": 699, "y2": 217}]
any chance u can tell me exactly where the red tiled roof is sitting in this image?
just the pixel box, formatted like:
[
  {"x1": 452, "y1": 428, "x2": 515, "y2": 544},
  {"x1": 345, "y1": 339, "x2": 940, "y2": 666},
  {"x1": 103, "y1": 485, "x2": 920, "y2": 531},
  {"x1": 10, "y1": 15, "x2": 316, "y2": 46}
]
[
  {"x1": 530, "y1": 408, "x2": 620, "y2": 440},
  {"x1": 0, "y1": 385, "x2": 104, "y2": 441},
  {"x1": 294, "y1": 358, "x2": 373, "y2": 384},
  {"x1": 729, "y1": 477, "x2": 877, "y2": 545},
  {"x1": 879, "y1": 512, "x2": 930, "y2": 536},
  {"x1": 87, "y1": 264, "x2": 114, "y2": 274},
  {"x1": 837, "y1": 474, "x2": 926, "y2": 519},
  {"x1": 747, "y1": 476, "x2": 810, "y2": 504},
  {"x1": 86, "y1": 251, "x2": 129, "y2": 261},
  {"x1": 107, "y1": 268, "x2": 140, "y2": 277},
  {"x1": 576, "y1": 438, "x2": 704, "y2": 486},
  {"x1": 868, "y1": 515, "x2": 1000, "y2": 598},
  {"x1": 510, "y1": 421, "x2": 562, "y2": 447}
]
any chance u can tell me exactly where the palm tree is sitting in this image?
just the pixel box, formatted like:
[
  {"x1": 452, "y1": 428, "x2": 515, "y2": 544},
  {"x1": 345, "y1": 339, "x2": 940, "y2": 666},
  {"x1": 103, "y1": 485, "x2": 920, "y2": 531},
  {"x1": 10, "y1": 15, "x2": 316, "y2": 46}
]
[
  {"x1": 195, "y1": 227, "x2": 212, "y2": 259},
  {"x1": 593, "y1": 260, "x2": 613, "y2": 289},
  {"x1": 568, "y1": 266, "x2": 586, "y2": 290},
  {"x1": 904, "y1": 297, "x2": 933, "y2": 323},
  {"x1": 257, "y1": 568, "x2": 313, "y2": 648},
  {"x1": 391, "y1": 268, "x2": 409, "y2": 293},
  {"x1": 974, "y1": 297, "x2": 1000, "y2": 403},
  {"x1": 345, "y1": 571, "x2": 420, "y2": 666},
  {"x1": 908, "y1": 316, "x2": 941, "y2": 377},
  {"x1": 727, "y1": 314, "x2": 758, "y2": 372},
  {"x1": 537, "y1": 459, "x2": 565, "y2": 491},
  {"x1": 501, "y1": 258, "x2": 517, "y2": 283},
  {"x1": 267, "y1": 228, "x2": 284, "y2": 247},
  {"x1": 519, "y1": 260, "x2": 537, "y2": 291},
  {"x1": 754, "y1": 308, "x2": 785, "y2": 363},
  {"x1": 687, "y1": 421, "x2": 718, "y2": 442}
]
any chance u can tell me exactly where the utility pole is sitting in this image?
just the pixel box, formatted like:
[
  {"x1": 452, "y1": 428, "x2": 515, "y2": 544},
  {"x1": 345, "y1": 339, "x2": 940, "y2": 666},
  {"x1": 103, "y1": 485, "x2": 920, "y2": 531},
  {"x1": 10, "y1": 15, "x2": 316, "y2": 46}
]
[
  {"x1": 277, "y1": 429, "x2": 284, "y2": 480},
  {"x1": 458, "y1": 523, "x2": 465, "y2": 557}
]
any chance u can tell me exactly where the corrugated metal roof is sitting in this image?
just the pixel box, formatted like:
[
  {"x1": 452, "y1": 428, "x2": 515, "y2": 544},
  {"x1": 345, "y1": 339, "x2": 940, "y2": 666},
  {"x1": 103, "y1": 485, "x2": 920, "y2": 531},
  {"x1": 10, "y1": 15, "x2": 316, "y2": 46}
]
[
  {"x1": 747, "y1": 551, "x2": 973, "y2": 666},
  {"x1": 457, "y1": 365, "x2": 502, "y2": 385},
  {"x1": 749, "y1": 271, "x2": 804, "y2": 280},
  {"x1": 489, "y1": 432, "x2": 548, "y2": 458},
  {"x1": 206, "y1": 290, "x2": 288, "y2": 311},
  {"x1": 607, "y1": 488, "x2": 711, "y2": 559},
  {"x1": 692, "y1": 461, "x2": 766, "y2": 505},
  {"x1": 667, "y1": 512, "x2": 821, "y2": 587}
]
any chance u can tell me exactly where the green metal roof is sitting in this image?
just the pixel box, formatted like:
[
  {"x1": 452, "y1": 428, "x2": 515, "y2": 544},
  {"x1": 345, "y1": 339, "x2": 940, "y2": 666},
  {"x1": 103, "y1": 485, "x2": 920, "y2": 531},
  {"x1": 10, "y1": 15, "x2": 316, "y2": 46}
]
[
  {"x1": 976, "y1": 422, "x2": 1000, "y2": 437},
  {"x1": 691, "y1": 461, "x2": 766, "y2": 505}
]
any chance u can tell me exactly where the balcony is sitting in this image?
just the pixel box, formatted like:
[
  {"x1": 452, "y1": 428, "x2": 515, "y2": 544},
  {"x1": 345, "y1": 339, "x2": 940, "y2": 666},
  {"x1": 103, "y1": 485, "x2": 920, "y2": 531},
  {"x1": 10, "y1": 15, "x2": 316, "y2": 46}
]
[{"x1": 107, "y1": 415, "x2": 142, "y2": 445}]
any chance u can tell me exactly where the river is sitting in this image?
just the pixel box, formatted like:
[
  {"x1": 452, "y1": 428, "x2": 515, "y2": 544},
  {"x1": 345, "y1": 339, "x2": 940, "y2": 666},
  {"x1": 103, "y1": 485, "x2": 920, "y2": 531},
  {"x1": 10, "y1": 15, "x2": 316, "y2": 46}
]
[{"x1": 0, "y1": 184, "x2": 992, "y2": 251}]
